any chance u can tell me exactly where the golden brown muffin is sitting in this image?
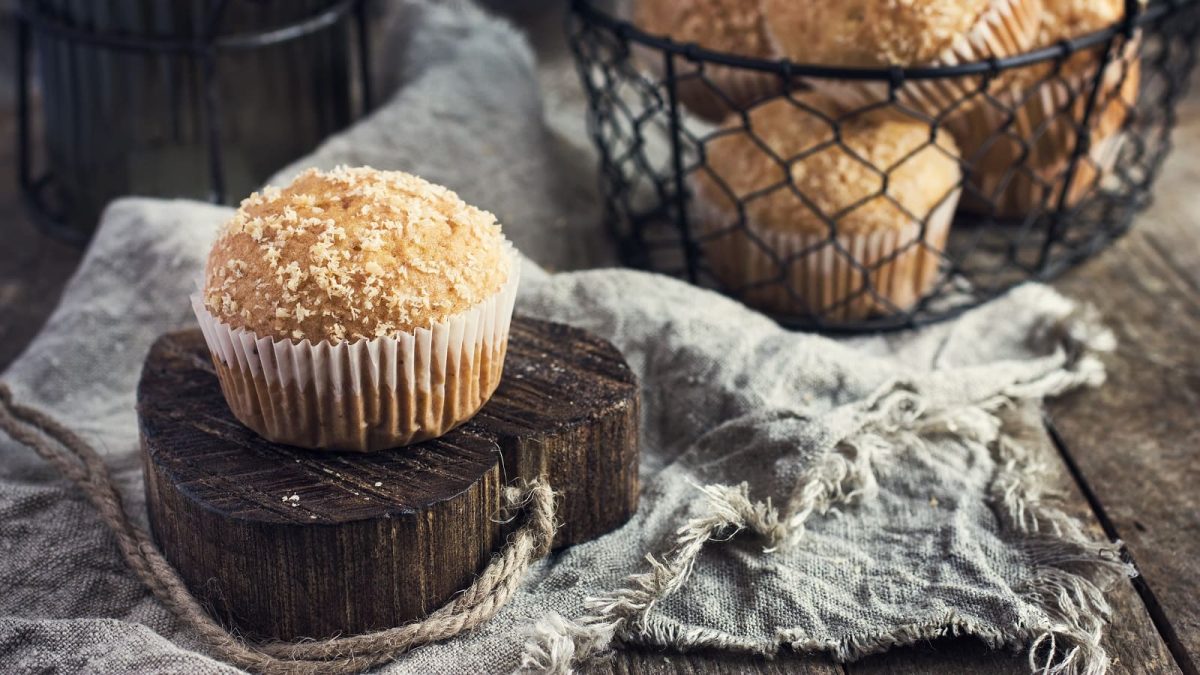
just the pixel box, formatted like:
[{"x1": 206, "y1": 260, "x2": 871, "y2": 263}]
[
  {"x1": 953, "y1": 0, "x2": 1139, "y2": 216},
  {"x1": 694, "y1": 100, "x2": 961, "y2": 235},
  {"x1": 630, "y1": 0, "x2": 780, "y2": 120},
  {"x1": 204, "y1": 166, "x2": 511, "y2": 343},
  {"x1": 691, "y1": 98, "x2": 962, "y2": 321},
  {"x1": 762, "y1": 0, "x2": 1044, "y2": 118},
  {"x1": 762, "y1": 0, "x2": 993, "y2": 68},
  {"x1": 633, "y1": 0, "x2": 772, "y2": 59},
  {"x1": 1036, "y1": 0, "x2": 1126, "y2": 46},
  {"x1": 195, "y1": 166, "x2": 518, "y2": 452},
  {"x1": 1024, "y1": 0, "x2": 1133, "y2": 139}
]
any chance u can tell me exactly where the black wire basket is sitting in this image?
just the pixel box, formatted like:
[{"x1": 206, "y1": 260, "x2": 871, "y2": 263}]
[
  {"x1": 567, "y1": 0, "x2": 1200, "y2": 331},
  {"x1": 16, "y1": 0, "x2": 373, "y2": 244}
]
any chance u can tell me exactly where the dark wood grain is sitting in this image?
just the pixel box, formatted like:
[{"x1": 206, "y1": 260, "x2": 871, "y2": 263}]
[
  {"x1": 139, "y1": 331, "x2": 506, "y2": 641},
  {"x1": 1048, "y1": 206, "x2": 1200, "y2": 673},
  {"x1": 1039, "y1": 84, "x2": 1200, "y2": 675},
  {"x1": 137, "y1": 317, "x2": 640, "y2": 641},
  {"x1": 475, "y1": 319, "x2": 640, "y2": 548}
]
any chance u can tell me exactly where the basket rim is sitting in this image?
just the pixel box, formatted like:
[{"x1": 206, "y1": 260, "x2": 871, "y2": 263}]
[{"x1": 571, "y1": 0, "x2": 1193, "y2": 80}]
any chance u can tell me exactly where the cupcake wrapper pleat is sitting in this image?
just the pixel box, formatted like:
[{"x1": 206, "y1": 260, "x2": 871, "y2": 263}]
[
  {"x1": 694, "y1": 192, "x2": 959, "y2": 323},
  {"x1": 955, "y1": 38, "x2": 1140, "y2": 217},
  {"x1": 193, "y1": 246, "x2": 520, "y2": 453}
]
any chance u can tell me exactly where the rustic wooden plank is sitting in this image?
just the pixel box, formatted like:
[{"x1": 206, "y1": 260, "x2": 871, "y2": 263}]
[
  {"x1": 1048, "y1": 230, "x2": 1200, "y2": 672},
  {"x1": 137, "y1": 318, "x2": 640, "y2": 641},
  {"x1": 850, "y1": 638, "x2": 1024, "y2": 675},
  {"x1": 1043, "y1": 79, "x2": 1200, "y2": 675},
  {"x1": 139, "y1": 331, "x2": 506, "y2": 641},
  {"x1": 474, "y1": 318, "x2": 641, "y2": 548}
]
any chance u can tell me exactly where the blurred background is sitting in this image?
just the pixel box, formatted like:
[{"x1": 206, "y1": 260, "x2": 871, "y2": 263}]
[{"x1": 0, "y1": 0, "x2": 566, "y2": 369}]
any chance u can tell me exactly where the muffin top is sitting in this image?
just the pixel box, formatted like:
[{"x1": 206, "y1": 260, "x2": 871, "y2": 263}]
[
  {"x1": 632, "y1": 0, "x2": 773, "y2": 58},
  {"x1": 693, "y1": 98, "x2": 961, "y2": 236},
  {"x1": 203, "y1": 167, "x2": 511, "y2": 343},
  {"x1": 1005, "y1": 0, "x2": 1134, "y2": 111},
  {"x1": 762, "y1": 0, "x2": 993, "y2": 67},
  {"x1": 1036, "y1": 0, "x2": 1125, "y2": 45}
]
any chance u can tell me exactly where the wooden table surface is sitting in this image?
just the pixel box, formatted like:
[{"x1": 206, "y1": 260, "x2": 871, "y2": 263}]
[{"x1": 1, "y1": 8, "x2": 1197, "y2": 675}]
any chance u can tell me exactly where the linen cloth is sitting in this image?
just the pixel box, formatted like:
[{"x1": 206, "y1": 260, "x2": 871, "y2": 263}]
[{"x1": 0, "y1": 1, "x2": 1130, "y2": 673}]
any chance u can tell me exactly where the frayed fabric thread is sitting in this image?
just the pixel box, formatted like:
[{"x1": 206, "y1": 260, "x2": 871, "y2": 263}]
[{"x1": 519, "y1": 307, "x2": 1126, "y2": 675}]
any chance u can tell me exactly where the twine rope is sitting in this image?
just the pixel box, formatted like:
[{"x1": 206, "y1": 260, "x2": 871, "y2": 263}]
[{"x1": 0, "y1": 383, "x2": 557, "y2": 675}]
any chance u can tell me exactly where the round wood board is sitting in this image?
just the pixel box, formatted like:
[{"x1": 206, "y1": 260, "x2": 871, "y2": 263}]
[{"x1": 137, "y1": 316, "x2": 639, "y2": 641}]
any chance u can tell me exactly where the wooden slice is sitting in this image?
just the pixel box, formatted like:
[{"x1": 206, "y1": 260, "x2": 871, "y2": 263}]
[
  {"x1": 137, "y1": 316, "x2": 639, "y2": 641},
  {"x1": 476, "y1": 319, "x2": 640, "y2": 548}
]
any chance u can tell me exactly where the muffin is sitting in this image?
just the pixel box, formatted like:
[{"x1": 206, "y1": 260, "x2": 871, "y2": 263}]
[
  {"x1": 762, "y1": 0, "x2": 1044, "y2": 117},
  {"x1": 951, "y1": 0, "x2": 1141, "y2": 216},
  {"x1": 193, "y1": 167, "x2": 520, "y2": 452},
  {"x1": 691, "y1": 98, "x2": 962, "y2": 322},
  {"x1": 631, "y1": 0, "x2": 780, "y2": 121}
]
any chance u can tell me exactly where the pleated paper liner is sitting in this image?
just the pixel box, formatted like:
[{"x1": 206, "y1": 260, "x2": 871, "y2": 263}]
[
  {"x1": 965, "y1": 130, "x2": 1128, "y2": 218},
  {"x1": 692, "y1": 193, "x2": 960, "y2": 323},
  {"x1": 801, "y1": 0, "x2": 1043, "y2": 120},
  {"x1": 192, "y1": 246, "x2": 521, "y2": 453},
  {"x1": 954, "y1": 37, "x2": 1141, "y2": 218}
]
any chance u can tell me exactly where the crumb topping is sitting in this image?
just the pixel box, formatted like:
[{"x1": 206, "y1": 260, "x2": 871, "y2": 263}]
[
  {"x1": 204, "y1": 167, "x2": 510, "y2": 343},
  {"x1": 694, "y1": 98, "x2": 961, "y2": 236},
  {"x1": 1036, "y1": 0, "x2": 1126, "y2": 46},
  {"x1": 633, "y1": 0, "x2": 773, "y2": 58},
  {"x1": 763, "y1": 0, "x2": 996, "y2": 67},
  {"x1": 1003, "y1": 0, "x2": 1136, "y2": 134}
]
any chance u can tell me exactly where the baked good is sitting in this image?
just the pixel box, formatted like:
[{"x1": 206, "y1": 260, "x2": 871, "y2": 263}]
[
  {"x1": 762, "y1": 0, "x2": 1044, "y2": 116},
  {"x1": 690, "y1": 98, "x2": 962, "y2": 322},
  {"x1": 951, "y1": 0, "x2": 1140, "y2": 216},
  {"x1": 631, "y1": 0, "x2": 779, "y2": 120},
  {"x1": 194, "y1": 166, "x2": 520, "y2": 452}
]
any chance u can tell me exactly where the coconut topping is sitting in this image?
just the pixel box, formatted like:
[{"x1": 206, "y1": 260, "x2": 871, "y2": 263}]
[
  {"x1": 204, "y1": 166, "x2": 510, "y2": 343},
  {"x1": 762, "y1": 0, "x2": 993, "y2": 67},
  {"x1": 633, "y1": 0, "x2": 773, "y2": 59},
  {"x1": 1036, "y1": 0, "x2": 1126, "y2": 46}
]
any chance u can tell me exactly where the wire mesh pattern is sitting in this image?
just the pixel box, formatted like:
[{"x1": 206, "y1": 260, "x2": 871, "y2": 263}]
[{"x1": 568, "y1": 0, "x2": 1200, "y2": 331}]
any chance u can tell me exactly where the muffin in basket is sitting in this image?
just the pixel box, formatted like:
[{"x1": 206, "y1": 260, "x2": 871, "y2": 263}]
[
  {"x1": 631, "y1": 0, "x2": 779, "y2": 121},
  {"x1": 951, "y1": 0, "x2": 1141, "y2": 217},
  {"x1": 194, "y1": 166, "x2": 520, "y2": 452},
  {"x1": 762, "y1": 0, "x2": 1044, "y2": 117},
  {"x1": 690, "y1": 97, "x2": 962, "y2": 322}
]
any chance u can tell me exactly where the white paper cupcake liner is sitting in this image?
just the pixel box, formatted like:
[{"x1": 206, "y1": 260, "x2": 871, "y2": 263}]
[
  {"x1": 693, "y1": 192, "x2": 960, "y2": 323},
  {"x1": 955, "y1": 38, "x2": 1140, "y2": 217},
  {"x1": 809, "y1": 0, "x2": 1042, "y2": 118},
  {"x1": 192, "y1": 245, "x2": 521, "y2": 453}
]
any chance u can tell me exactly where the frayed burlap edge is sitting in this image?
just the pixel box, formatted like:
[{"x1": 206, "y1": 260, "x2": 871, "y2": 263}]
[{"x1": 519, "y1": 304, "x2": 1131, "y2": 675}]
